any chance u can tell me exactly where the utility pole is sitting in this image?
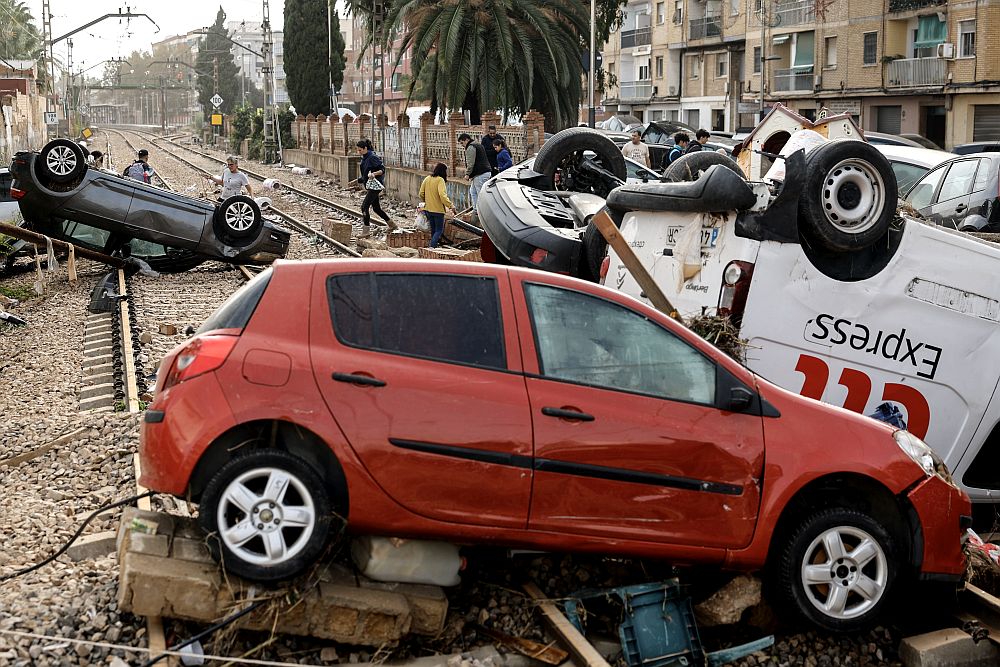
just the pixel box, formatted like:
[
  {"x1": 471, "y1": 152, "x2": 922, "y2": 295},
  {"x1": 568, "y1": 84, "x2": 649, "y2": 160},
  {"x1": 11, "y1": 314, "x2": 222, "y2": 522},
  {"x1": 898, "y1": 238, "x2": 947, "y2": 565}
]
[
  {"x1": 42, "y1": 0, "x2": 56, "y2": 135},
  {"x1": 588, "y1": 0, "x2": 595, "y2": 128},
  {"x1": 328, "y1": 1, "x2": 338, "y2": 115},
  {"x1": 213, "y1": 56, "x2": 219, "y2": 140},
  {"x1": 160, "y1": 76, "x2": 166, "y2": 132},
  {"x1": 262, "y1": 0, "x2": 277, "y2": 163},
  {"x1": 65, "y1": 39, "x2": 73, "y2": 136},
  {"x1": 371, "y1": 0, "x2": 384, "y2": 144}
]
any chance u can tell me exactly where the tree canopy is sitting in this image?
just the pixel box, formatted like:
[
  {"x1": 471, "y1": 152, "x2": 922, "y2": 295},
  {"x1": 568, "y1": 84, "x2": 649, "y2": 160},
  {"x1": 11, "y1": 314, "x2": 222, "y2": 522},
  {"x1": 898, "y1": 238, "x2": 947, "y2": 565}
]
[
  {"x1": 285, "y1": 0, "x2": 344, "y2": 116},
  {"x1": 195, "y1": 7, "x2": 243, "y2": 117}
]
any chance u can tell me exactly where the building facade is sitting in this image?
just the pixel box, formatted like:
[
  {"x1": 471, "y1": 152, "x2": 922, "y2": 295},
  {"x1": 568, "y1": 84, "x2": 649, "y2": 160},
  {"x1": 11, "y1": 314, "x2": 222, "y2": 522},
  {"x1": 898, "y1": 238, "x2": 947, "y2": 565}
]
[
  {"x1": 338, "y1": 14, "x2": 416, "y2": 120},
  {"x1": 602, "y1": 0, "x2": 1000, "y2": 149},
  {"x1": 226, "y1": 21, "x2": 289, "y2": 106}
]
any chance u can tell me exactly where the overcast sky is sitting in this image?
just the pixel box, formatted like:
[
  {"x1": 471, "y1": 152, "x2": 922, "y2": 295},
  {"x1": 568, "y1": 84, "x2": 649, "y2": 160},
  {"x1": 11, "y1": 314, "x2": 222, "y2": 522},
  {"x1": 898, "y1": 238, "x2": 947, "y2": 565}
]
[{"x1": 23, "y1": 0, "x2": 289, "y2": 70}]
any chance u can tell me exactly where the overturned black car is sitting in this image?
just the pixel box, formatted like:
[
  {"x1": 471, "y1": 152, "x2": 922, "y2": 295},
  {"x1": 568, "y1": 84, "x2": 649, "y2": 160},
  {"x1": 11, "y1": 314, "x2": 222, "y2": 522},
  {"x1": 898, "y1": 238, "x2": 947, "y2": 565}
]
[{"x1": 9, "y1": 139, "x2": 289, "y2": 272}]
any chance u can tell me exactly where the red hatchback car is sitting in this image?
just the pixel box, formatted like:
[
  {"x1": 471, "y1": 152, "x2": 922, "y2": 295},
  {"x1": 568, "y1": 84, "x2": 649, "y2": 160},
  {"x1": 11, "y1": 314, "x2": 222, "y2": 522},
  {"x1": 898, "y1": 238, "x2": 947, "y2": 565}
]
[{"x1": 140, "y1": 259, "x2": 969, "y2": 632}]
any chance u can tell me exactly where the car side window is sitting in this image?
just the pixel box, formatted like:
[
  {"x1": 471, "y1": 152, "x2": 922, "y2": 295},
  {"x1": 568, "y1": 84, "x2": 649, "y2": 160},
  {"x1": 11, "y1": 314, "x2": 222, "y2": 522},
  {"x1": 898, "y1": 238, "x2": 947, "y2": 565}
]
[
  {"x1": 937, "y1": 160, "x2": 979, "y2": 203},
  {"x1": 973, "y1": 159, "x2": 992, "y2": 193},
  {"x1": 906, "y1": 165, "x2": 947, "y2": 209},
  {"x1": 890, "y1": 162, "x2": 928, "y2": 196},
  {"x1": 524, "y1": 283, "x2": 716, "y2": 404},
  {"x1": 625, "y1": 161, "x2": 656, "y2": 181},
  {"x1": 328, "y1": 272, "x2": 507, "y2": 370}
]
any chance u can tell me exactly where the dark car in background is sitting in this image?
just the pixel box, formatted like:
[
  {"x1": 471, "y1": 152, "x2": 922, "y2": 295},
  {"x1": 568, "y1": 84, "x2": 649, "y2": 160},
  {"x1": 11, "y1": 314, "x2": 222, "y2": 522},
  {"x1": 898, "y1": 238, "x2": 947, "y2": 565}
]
[
  {"x1": 904, "y1": 153, "x2": 1000, "y2": 232},
  {"x1": 9, "y1": 139, "x2": 290, "y2": 272},
  {"x1": 953, "y1": 142, "x2": 1000, "y2": 156}
]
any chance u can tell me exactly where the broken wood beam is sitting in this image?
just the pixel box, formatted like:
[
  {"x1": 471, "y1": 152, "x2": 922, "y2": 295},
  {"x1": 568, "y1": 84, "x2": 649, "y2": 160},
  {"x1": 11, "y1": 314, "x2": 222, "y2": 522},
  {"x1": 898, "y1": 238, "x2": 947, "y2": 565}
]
[
  {"x1": 522, "y1": 583, "x2": 611, "y2": 667},
  {"x1": 0, "y1": 223, "x2": 128, "y2": 268},
  {"x1": 476, "y1": 624, "x2": 568, "y2": 665},
  {"x1": 0, "y1": 427, "x2": 94, "y2": 468}
]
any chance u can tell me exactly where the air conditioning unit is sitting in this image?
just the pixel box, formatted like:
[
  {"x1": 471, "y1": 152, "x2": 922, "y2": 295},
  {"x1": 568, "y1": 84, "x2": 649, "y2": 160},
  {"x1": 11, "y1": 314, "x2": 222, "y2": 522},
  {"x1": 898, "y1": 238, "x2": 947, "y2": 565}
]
[
  {"x1": 814, "y1": 74, "x2": 822, "y2": 89},
  {"x1": 937, "y1": 42, "x2": 955, "y2": 59}
]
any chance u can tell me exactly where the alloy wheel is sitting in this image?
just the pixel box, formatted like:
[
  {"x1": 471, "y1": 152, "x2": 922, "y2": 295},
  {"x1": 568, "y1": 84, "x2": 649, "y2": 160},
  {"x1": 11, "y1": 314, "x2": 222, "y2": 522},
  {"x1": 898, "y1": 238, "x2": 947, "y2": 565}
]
[{"x1": 800, "y1": 525, "x2": 888, "y2": 620}]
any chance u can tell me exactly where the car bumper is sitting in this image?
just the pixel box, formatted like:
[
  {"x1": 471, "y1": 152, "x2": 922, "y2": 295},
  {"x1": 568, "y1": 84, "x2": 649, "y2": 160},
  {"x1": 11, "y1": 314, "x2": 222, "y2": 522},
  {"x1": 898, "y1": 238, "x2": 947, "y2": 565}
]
[
  {"x1": 477, "y1": 180, "x2": 582, "y2": 275},
  {"x1": 907, "y1": 474, "x2": 971, "y2": 579},
  {"x1": 139, "y1": 372, "x2": 236, "y2": 496}
]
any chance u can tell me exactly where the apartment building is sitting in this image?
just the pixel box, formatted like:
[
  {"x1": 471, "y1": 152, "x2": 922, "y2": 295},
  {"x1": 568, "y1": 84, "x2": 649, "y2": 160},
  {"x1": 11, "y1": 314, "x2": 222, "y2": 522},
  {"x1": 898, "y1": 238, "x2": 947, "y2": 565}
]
[
  {"x1": 603, "y1": 0, "x2": 1000, "y2": 148},
  {"x1": 226, "y1": 21, "x2": 290, "y2": 106},
  {"x1": 338, "y1": 14, "x2": 415, "y2": 120}
]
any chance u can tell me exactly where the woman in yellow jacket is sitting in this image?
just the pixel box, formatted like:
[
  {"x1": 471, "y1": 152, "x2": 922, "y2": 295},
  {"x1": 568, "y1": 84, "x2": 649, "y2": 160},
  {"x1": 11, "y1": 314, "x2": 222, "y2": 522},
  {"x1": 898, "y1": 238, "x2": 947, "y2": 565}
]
[{"x1": 418, "y1": 162, "x2": 457, "y2": 247}]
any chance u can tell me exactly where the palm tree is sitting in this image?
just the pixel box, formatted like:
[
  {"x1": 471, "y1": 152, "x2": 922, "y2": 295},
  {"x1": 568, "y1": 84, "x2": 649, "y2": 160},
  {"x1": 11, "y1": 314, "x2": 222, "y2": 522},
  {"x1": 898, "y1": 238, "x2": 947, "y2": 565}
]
[
  {"x1": 355, "y1": 0, "x2": 587, "y2": 129},
  {"x1": 0, "y1": 0, "x2": 42, "y2": 61}
]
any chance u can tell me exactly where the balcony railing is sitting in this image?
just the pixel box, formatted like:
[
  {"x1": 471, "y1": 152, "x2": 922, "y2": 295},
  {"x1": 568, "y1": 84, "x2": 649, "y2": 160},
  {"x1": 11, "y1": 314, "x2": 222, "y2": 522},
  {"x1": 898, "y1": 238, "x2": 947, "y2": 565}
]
[
  {"x1": 618, "y1": 81, "x2": 653, "y2": 101},
  {"x1": 774, "y1": 0, "x2": 815, "y2": 26},
  {"x1": 621, "y1": 27, "x2": 652, "y2": 48},
  {"x1": 886, "y1": 57, "x2": 947, "y2": 87},
  {"x1": 888, "y1": 0, "x2": 945, "y2": 12},
  {"x1": 689, "y1": 15, "x2": 722, "y2": 40},
  {"x1": 773, "y1": 66, "x2": 814, "y2": 92}
]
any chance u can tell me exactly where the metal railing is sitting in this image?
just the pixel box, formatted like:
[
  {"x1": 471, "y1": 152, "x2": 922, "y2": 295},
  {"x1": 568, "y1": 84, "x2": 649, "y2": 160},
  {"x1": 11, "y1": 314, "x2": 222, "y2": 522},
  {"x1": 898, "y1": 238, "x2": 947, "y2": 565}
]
[
  {"x1": 774, "y1": 0, "x2": 815, "y2": 26},
  {"x1": 621, "y1": 27, "x2": 652, "y2": 48},
  {"x1": 689, "y1": 15, "x2": 722, "y2": 40},
  {"x1": 772, "y1": 67, "x2": 814, "y2": 91},
  {"x1": 888, "y1": 0, "x2": 945, "y2": 12},
  {"x1": 886, "y1": 57, "x2": 947, "y2": 87},
  {"x1": 618, "y1": 81, "x2": 653, "y2": 101}
]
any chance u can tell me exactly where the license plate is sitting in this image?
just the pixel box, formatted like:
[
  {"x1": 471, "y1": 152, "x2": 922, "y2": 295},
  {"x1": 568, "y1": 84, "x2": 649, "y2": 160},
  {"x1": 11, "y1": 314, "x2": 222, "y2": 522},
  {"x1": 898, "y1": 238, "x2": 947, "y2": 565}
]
[{"x1": 665, "y1": 226, "x2": 720, "y2": 248}]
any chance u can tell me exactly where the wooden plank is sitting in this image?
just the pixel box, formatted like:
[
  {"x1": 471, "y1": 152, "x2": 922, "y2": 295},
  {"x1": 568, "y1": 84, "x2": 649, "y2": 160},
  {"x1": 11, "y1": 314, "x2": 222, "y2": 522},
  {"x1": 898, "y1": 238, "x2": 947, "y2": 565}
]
[
  {"x1": 522, "y1": 583, "x2": 611, "y2": 667},
  {"x1": 117, "y1": 270, "x2": 141, "y2": 413},
  {"x1": 0, "y1": 222, "x2": 127, "y2": 268},
  {"x1": 133, "y1": 454, "x2": 174, "y2": 665},
  {"x1": 591, "y1": 209, "x2": 683, "y2": 323},
  {"x1": 476, "y1": 625, "x2": 568, "y2": 665},
  {"x1": 0, "y1": 427, "x2": 92, "y2": 468}
]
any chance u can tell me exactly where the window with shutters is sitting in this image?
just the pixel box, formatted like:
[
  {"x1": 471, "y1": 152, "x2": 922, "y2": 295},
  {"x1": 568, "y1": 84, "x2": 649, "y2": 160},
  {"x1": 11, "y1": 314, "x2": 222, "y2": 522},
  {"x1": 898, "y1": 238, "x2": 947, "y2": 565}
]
[
  {"x1": 959, "y1": 20, "x2": 976, "y2": 58},
  {"x1": 863, "y1": 32, "x2": 877, "y2": 66}
]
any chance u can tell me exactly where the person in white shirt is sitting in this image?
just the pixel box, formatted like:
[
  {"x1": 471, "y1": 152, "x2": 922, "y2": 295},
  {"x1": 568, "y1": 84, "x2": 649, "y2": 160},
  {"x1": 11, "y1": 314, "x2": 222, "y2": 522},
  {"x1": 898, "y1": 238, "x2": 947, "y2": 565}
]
[
  {"x1": 202, "y1": 156, "x2": 254, "y2": 200},
  {"x1": 621, "y1": 130, "x2": 650, "y2": 168}
]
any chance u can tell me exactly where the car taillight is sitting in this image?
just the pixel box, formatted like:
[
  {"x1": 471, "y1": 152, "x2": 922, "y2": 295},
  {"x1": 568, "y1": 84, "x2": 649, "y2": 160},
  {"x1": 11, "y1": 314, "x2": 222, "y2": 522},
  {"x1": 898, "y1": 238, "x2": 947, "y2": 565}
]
[
  {"x1": 718, "y1": 260, "x2": 755, "y2": 323},
  {"x1": 599, "y1": 256, "x2": 610, "y2": 284},
  {"x1": 162, "y1": 335, "x2": 238, "y2": 390},
  {"x1": 10, "y1": 187, "x2": 25, "y2": 200},
  {"x1": 529, "y1": 248, "x2": 549, "y2": 264}
]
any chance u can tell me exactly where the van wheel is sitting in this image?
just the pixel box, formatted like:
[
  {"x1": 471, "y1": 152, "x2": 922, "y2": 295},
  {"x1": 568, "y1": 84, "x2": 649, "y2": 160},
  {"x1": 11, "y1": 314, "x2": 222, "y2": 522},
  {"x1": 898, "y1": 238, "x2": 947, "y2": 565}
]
[
  {"x1": 533, "y1": 128, "x2": 627, "y2": 198},
  {"x1": 799, "y1": 140, "x2": 896, "y2": 252},
  {"x1": 774, "y1": 507, "x2": 896, "y2": 632},
  {"x1": 199, "y1": 449, "x2": 333, "y2": 581},
  {"x1": 664, "y1": 151, "x2": 745, "y2": 182},
  {"x1": 37, "y1": 139, "x2": 87, "y2": 186}
]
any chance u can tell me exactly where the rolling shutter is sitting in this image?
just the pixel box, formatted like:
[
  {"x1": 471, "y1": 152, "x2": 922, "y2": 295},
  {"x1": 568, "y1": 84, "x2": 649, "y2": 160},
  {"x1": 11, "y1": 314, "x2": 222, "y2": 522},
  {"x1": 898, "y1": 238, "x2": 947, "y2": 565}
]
[
  {"x1": 973, "y1": 105, "x2": 1000, "y2": 141},
  {"x1": 876, "y1": 106, "x2": 902, "y2": 134}
]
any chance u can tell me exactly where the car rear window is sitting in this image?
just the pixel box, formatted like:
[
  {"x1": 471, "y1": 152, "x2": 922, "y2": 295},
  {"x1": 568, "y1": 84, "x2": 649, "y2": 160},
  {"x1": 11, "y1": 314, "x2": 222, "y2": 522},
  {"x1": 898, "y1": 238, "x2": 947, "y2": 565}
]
[
  {"x1": 198, "y1": 268, "x2": 272, "y2": 333},
  {"x1": 327, "y1": 272, "x2": 506, "y2": 369}
]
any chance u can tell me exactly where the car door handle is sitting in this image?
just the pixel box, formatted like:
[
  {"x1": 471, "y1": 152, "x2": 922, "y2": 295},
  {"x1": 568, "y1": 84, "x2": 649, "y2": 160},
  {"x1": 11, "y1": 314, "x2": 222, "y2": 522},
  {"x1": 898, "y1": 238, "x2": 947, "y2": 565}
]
[
  {"x1": 955, "y1": 204, "x2": 967, "y2": 212},
  {"x1": 541, "y1": 407, "x2": 595, "y2": 422},
  {"x1": 332, "y1": 372, "x2": 386, "y2": 387}
]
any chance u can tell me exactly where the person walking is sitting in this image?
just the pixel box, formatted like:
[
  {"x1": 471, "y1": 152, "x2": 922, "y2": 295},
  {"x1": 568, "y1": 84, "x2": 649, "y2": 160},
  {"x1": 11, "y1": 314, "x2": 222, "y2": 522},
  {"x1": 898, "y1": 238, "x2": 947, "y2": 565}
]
[
  {"x1": 89, "y1": 151, "x2": 105, "y2": 170},
  {"x1": 686, "y1": 128, "x2": 711, "y2": 154},
  {"x1": 481, "y1": 125, "x2": 506, "y2": 175},
  {"x1": 661, "y1": 132, "x2": 690, "y2": 171},
  {"x1": 354, "y1": 139, "x2": 398, "y2": 235},
  {"x1": 493, "y1": 139, "x2": 513, "y2": 172},
  {"x1": 459, "y1": 133, "x2": 492, "y2": 209},
  {"x1": 201, "y1": 155, "x2": 254, "y2": 200},
  {"x1": 621, "y1": 130, "x2": 651, "y2": 167},
  {"x1": 123, "y1": 149, "x2": 154, "y2": 183},
  {"x1": 418, "y1": 163, "x2": 457, "y2": 248}
]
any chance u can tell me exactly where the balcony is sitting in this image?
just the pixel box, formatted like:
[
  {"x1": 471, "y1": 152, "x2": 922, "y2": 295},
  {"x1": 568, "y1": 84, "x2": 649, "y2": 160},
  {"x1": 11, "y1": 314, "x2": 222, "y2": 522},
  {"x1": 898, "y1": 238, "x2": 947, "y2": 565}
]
[
  {"x1": 774, "y1": 0, "x2": 815, "y2": 26},
  {"x1": 689, "y1": 15, "x2": 722, "y2": 40},
  {"x1": 621, "y1": 27, "x2": 652, "y2": 48},
  {"x1": 619, "y1": 81, "x2": 653, "y2": 101},
  {"x1": 886, "y1": 57, "x2": 946, "y2": 87},
  {"x1": 773, "y1": 67, "x2": 814, "y2": 92},
  {"x1": 888, "y1": 0, "x2": 945, "y2": 12}
]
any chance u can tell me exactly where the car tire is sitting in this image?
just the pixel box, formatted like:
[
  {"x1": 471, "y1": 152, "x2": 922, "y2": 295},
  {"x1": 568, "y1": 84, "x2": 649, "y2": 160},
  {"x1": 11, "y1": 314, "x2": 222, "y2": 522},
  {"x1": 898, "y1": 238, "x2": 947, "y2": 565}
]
[
  {"x1": 664, "y1": 151, "x2": 745, "y2": 182},
  {"x1": 798, "y1": 140, "x2": 897, "y2": 252},
  {"x1": 533, "y1": 128, "x2": 628, "y2": 197},
  {"x1": 199, "y1": 449, "x2": 334, "y2": 582},
  {"x1": 37, "y1": 139, "x2": 87, "y2": 186},
  {"x1": 580, "y1": 219, "x2": 608, "y2": 283},
  {"x1": 214, "y1": 195, "x2": 263, "y2": 243},
  {"x1": 773, "y1": 507, "x2": 896, "y2": 632}
]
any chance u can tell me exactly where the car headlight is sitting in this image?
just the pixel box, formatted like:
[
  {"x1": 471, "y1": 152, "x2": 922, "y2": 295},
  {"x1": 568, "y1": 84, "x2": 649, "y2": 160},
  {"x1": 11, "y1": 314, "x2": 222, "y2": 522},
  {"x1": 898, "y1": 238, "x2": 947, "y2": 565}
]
[{"x1": 894, "y1": 430, "x2": 953, "y2": 484}]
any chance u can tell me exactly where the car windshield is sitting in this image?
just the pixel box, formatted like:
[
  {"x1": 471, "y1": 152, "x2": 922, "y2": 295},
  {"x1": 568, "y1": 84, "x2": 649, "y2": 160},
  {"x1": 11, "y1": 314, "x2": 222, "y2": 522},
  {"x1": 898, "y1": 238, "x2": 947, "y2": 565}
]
[{"x1": 890, "y1": 162, "x2": 930, "y2": 194}]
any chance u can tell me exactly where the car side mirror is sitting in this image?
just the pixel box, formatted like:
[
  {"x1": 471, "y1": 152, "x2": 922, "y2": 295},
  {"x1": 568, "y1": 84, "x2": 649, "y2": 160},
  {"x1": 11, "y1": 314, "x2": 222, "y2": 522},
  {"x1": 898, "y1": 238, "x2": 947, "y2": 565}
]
[{"x1": 729, "y1": 387, "x2": 754, "y2": 412}]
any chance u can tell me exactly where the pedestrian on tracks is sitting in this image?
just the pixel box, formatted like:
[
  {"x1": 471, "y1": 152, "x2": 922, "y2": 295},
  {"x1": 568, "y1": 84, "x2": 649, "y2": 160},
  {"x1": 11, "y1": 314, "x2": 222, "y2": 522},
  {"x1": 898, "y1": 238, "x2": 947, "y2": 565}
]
[
  {"x1": 481, "y1": 125, "x2": 505, "y2": 175},
  {"x1": 459, "y1": 133, "x2": 492, "y2": 210},
  {"x1": 621, "y1": 130, "x2": 651, "y2": 168},
  {"x1": 123, "y1": 149, "x2": 154, "y2": 183},
  {"x1": 201, "y1": 155, "x2": 254, "y2": 200},
  {"x1": 90, "y1": 151, "x2": 105, "y2": 170},
  {"x1": 686, "y1": 128, "x2": 711, "y2": 154},
  {"x1": 661, "y1": 132, "x2": 690, "y2": 172},
  {"x1": 418, "y1": 162, "x2": 457, "y2": 248},
  {"x1": 353, "y1": 138, "x2": 399, "y2": 236},
  {"x1": 493, "y1": 139, "x2": 513, "y2": 172}
]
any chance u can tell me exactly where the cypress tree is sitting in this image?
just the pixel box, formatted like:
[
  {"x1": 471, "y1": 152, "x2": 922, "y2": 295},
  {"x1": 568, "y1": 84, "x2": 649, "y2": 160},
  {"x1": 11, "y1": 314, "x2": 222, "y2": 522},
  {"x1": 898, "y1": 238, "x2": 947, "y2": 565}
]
[{"x1": 284, "y1": 0, "x2": 337, "y2": 116}]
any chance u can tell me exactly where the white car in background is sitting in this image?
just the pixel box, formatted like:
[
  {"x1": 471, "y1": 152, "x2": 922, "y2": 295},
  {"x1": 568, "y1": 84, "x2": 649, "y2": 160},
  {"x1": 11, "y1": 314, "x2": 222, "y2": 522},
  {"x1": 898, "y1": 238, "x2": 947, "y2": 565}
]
[
  {"x1": 874, "y1": 144, "x2": 954, "y2": 194},
  {"x1": 0, "y1": 168, "x2": 19, "y2": 223}
]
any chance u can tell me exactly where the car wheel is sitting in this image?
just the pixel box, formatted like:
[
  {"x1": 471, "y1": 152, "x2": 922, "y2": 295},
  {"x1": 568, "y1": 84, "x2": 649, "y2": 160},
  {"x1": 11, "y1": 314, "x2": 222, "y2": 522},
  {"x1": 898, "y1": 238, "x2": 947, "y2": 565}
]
[
  {"x1": 774, "y1": 507, "x2": 896, "y2": 632},
  {"x1": 199, "y1": 449, "x2": 333, "y2": 582},
  {"x1": 580, "y1": 219, "x2": 608, "y2": 283},
  {"x1": 214, "y1": 195, "x2": 263, "y2": 243},
  {"x1": 37, "y1": 139, "x2": 87, "y2": 185},
  {"x1": 533, "y1": 128, "x2": 628, "y2": 198},
  {"x1": 798, "y1": 140, "x2": 896, "y2": 252},
  {"x1": 664, "y1": 151, "x2": 745, "y2": 182}
]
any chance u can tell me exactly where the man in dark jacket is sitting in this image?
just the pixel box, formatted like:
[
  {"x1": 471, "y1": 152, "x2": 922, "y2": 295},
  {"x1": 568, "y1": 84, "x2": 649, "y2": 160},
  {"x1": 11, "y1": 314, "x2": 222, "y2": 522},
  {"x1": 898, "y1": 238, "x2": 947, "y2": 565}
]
[
  {"x1": 662, "y1": 132, "x2": 690, "y2": 172},
  {"x1": 481, "y1": 126, "x2": 505, "y2": 175},
  {"x1": 460, "y1": 133, "x2": 492, "y2": 208},
  {"x1": 686, "y1": 128, "x2": 711, "y2": 154}
]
